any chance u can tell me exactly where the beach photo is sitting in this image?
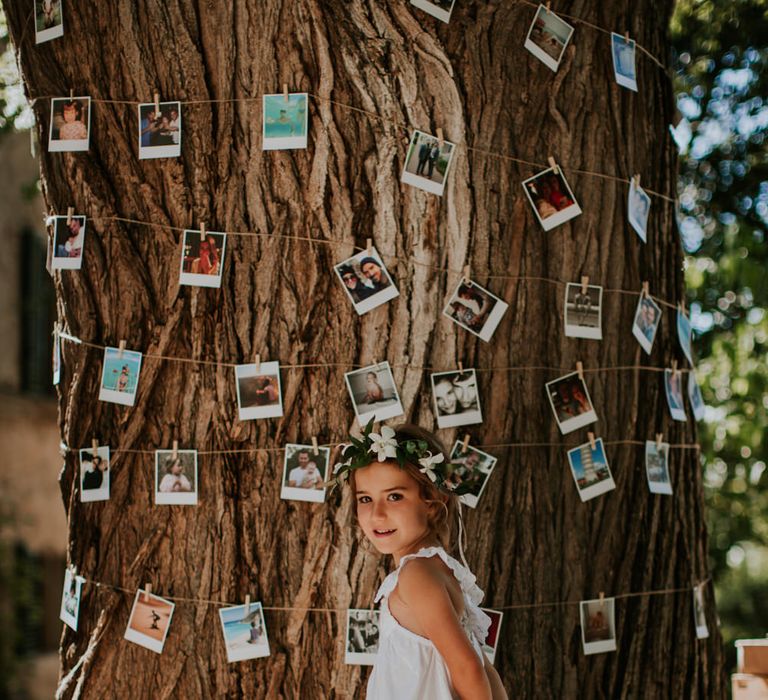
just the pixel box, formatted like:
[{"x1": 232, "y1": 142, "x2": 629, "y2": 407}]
[
  {"x1": 179, "y1": 230, "x2": 226, "y2": 288},
  {"x1": 50, "y1": 215, "x2": 86, "y2": 270},
  {"x1": 235, "y1": 361, "x2": 284, "y2": 420},
  {"x1": 59, "y1": 568, "x2": 83, "y2": 632},
  {"x1": 443, "y1": 279, "x2": 508, "y2": 343},
  {"x1": 155, "y1": 449, "x2": 198, "y2": 505},
  {"x1": 263, "y1": 93, "x2": 308, "y2": 150},
  {"x1": 564, "y1": 282, "x2": 603, "y2": 340},
  {"x1": 49, "y1": 97, "x2": 90, "y2": 152},
  {"x1": 522, "y1": 166, "x2": 582, "y2": 231},
  {"x1": 345, "y1": 609, "x2": 380, "y2": 665},
  {"x1": 448, "y1": 442, "x2": 498, "y2": 509},
  {"x1": 98, "y1": 346, "x2": 143, "y2": 406},
  {"x1": 334, "y1": 247, "x2": 399, "y2": 315},
  {"x1": 480, "y1": 608, "x2": 503, "y2": 664},
  {"x1": 677, "y1": 308, "x2": 694, "y2": 365},
  {"x1": 410, "y1": 0, "x2": 456, "y2": 23},
  {"x1": 632, "y1": 294, "x2": 662, "y2": 355},
  {"x1": 688, "y1": 372, "x2": 706, "y2": 422},
  {"x1": 345, "y1": 361, "x2": 404, "y2": 425},
  {"x1": 611, "y1": 32, "x2": 638, "y2": 91},
  {"x1": 628, "y1": 179, "x2": 651, "y2": 242},
  {"x1": 281, "y1": 443, "x2": 331, "y2": 503},
  {"x1": 218, "y1": 602, "x2": 270, "y2": 663},
  {"x1": 524, "y1": 4, "x2": 575, "y2": 72},
  {"x1": 79, "y1": 445, "x2": 110, "y2": 503},
  {"x1": 431, "y1": 369, "x2": 483, "y2": 429},
  {"x1": 580, "y1": 597, "x2": 617, "y2": 655},
  {"x1": 665, "y1": 369, "x2": 687, "y2": 422},
  {"x1": 545, "y1": 371, "x2": 598, "y2": 434},
  {"x1": 35, "y1": 0, "x2": 64, "y2": 43},
  {"x1": 567, "y1": 438, "x2": 615, "y2": 502},
  {"x1": 645, "y1": 440, "x2": 673, "y2": 495},
  {"x1": 401, "y1": 129, "x2": 456, "y2": 196},
  {"x1": 124, "y1": 589, "x2": 176, "y2": 654},
  {"x1": 138, "y1": 101, "x2": 181, "y2": 159}
]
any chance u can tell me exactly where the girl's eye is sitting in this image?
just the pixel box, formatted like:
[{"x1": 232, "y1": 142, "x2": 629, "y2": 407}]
[
  {"x1": 357, "y1": 496, "x2": 372, "y2": 504},
  {"x1": 387, "y1": 493, "x2": 403, "y2": 501}
]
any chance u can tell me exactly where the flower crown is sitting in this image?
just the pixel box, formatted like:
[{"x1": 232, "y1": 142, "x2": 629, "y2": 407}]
[{"x1": 329, "y1": 419, "x2": 470, "y2": 495}]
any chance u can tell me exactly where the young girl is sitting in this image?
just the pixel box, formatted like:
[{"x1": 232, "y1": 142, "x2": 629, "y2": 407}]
[{"x1": 333, "y1": 422, "x2": 507, "y2": 699}]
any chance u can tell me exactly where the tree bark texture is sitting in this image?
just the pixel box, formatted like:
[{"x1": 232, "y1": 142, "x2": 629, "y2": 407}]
[{"x1": 4, "y1": 0, "x2": 727, "y2": 698}]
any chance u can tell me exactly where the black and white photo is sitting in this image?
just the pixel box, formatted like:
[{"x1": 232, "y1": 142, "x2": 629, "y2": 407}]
[
  {"x1": 49, "y1": 97, "x2": 90, "y2": 152},
  {"x1": 645, "y1": 440, "x2": 673, "y2": 495},
  {"x1": 138, "y1": 101, "x2": 181, "y2": 159},
  {"x1": 522, "y1": 166, "x2": 581, "y2": 231},
  {"x1": 35, "y1": 0, "x2": 64, "y2": 43},
  {"x1": 344, "y1": 362, "x2": 404, "y2": 425},
  {"x1": 345, "y1": 609, "x2": 380, "y2": 665},
  {"x1": 401, "y1": 130, "x2": 456, "y2": 196},
  {"x1": 524, "y1": 4, "x2": 575, "y2": 72},
  {"x1": 334, "y1": 247, "x2": 399, "y2": 315},
  {"x1": 580, "y1": 597, "x2": 617, "y2": 655},
  {"x1": 443, "y1": 279, "x2": 508, "y2": 342},
  {"x1": 59, "y1": 567, "x2": 83, "y2": 632},
  {"x1": 79, "y1": 445, "x2": 110, "y2": 503},
  {"x1": 545, "y1": 371, "x2": 598, "y2": 434},
  {"x1": 564, "y1": 282, "x2": 603, "y2": 340},
  {"x1": 632, "y1": 294, "x2": 662, "y2": 354},
  {"x1": 281, "y1": 443, "x2": 330, "y2": 503},
  {"x1": 235, "y1": 361, "x2": 284, "y2": 420},
  {"x1": 431, "y1": 369, "x2": 483, "y2": 429},
  {"x1": 155, "y1": 449, "x2": 198, "y2": 505}
]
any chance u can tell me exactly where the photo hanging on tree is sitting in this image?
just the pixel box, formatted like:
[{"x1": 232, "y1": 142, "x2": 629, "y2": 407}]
[
  {"x1": 35, "y1": 0, "x2": 64, "y2": 44},
  {"x1": 448, "y1": 441, "x2": 498, "y2": 509},
  {"x1": 688, "y1": 372, "x2": 706, "y2": 422},
  {"x1": 98, "y1": 346, "x2": 143, "y2": 406},
  {"x1": 344, "y1": 361, "x2": 404, "y2": 425},
  {"x1": 480, "y1": 608, "x2": 503, "y2": 664},
  {"x1": 677, "y1": 307, "x2": 694, "y2": 365},
  {"x1": 124, "y1": 589, "x2": 176, "y2": 654},
  {"x1": 564, "y1": 282, "x2": 603, "y2": 340},
  {"x1": 334, "y1": 246, "x2": 399, "y2": 315},
  {"x1": 48, "y1": 97, "x2": 90, "y2": 152},
  {"x1": 79, "y1": 445, "x2": 110, "y2": 503},
  {"x1": 631, "y1": 293, "x2": 662, "y2": 355},
  {"x1": 611, "y1": 32, "x2": 638, "y2": 91},
  {"x1": 218, "y1": 601, "x2": 270, "y2": 663},
  {"x1": 401, "y1": 129, "x2": 456, "y2": 197},
  {"x1": 524, "y1": 4, "x2": 575, "y2": 72},
  {"x1": 179, "y1": 230, "x2": 226, "y2": 288},
  {"x1": 580, "y1": 597, "x2": 617, "y2": 655},
  {"x1": 522, "y1": 165, "x2": 582, "y2": 231},
  {"x1": 281, "y1": 443, "x2": 331, "y2": 503},
  {"x1": 409, "y1": 0, "x2": 456, "y2": 23},
  {"x1": 155, "y1": 449, "x2": 198, "y2": 505},
  {"x1": 53, "y1": 327, "x2": 61, "y2": 385},
  {"x1": 50, "y1": 215, "x2": 86, "y2": 270},
  {"x1": 664, "y1": 369, "x2": 687, "y2": 422},
  {"x1": 645, "y1": 439, "x2": 672, "y2": 495},
  {"x1": 545, "y1": 371, "x2": 598, "y2": 434},
  {"x1": 345, "y1": 609, "x2": 380, "y2": 665},
  {"x1": 567, "y1": 438, "x2": 615, "y2": 502},
  {"x1": 431, "y1": 369, "x2": 483, "y2": 429},
  {"x1": 443, "y1": 278, "x2": 508, "y2": 343},
  {"x1": 138, "y1": 101, "x2": 182, "y2": 159},
  {"x1": 628, "y1": 178, "x2": 651, "y2": 243},
  {"x1": 59, "y1": 567, "x2": 83, "y2": 632},
  {"x1": 692, "y1": 584, "x2": 709, "y2": 639},
  {"x1": 262, "y1": 93, "x2": 309, "y2": 150},
  {"x1": 234, "y1": 361, "x2": 284, "y2": 420}
]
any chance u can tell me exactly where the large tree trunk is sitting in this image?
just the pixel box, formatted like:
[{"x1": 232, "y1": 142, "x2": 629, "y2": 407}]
[{"x1": 5, "y1": 0, "x2": 726, "y2": 697}]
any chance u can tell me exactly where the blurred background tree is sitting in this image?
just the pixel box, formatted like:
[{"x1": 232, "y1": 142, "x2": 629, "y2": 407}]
[{"x1": 671, "y1": 0, "x2": 768, "y2": 671}]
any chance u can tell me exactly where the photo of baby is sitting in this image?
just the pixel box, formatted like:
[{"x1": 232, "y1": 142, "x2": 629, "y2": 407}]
[
  {"x1": 154, "y1": 449, "x2": 198, "y2": 505},
  {"x1": 345, "y1": 362, "x2": 404, "y2": 425},
  {"x1": 235, "y1": 361, "x2": 284, "y2": 420},
  {"x1": 50, "y1": 215, "x2": 86, "y2": 270},
  {"x1": 281, "y1": 443, "x2": 331, "y2": 503}
]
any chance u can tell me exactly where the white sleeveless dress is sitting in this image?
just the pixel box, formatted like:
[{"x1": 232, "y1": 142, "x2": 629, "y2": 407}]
[{"x1": 366, "y1": 546, "x2": 491, "y2": 700}]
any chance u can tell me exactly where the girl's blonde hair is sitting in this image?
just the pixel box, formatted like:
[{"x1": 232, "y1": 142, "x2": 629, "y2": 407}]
[{"x1": 349, "y1": 423, "x2": 458, "y2": 553}]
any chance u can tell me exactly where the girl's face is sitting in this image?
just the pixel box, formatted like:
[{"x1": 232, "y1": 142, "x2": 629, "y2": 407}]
[
  {"x1": 355, "y1": 461, "x2": 435, "y2": 563},
  {"x1": 63, "y1": 105, "x2": 77, "y2": 123}
]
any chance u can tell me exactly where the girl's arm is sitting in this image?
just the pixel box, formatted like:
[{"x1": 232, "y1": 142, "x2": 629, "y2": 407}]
[
  {"x1": 397, "y1": 559, "x2": 492, "y2": 700},
  {"x1": 483, "y1": 654, "x2": 508, "y2": 700}
]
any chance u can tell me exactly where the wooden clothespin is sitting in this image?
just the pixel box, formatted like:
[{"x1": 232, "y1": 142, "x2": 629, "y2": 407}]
[
  {"x1": 461, "y1": 433, "x2": 471, "y2": 452},
  {"x1": 200, "y1": 221, "x2": 206, "y2": 241},
  {"x1": 172, "y1": 440, "x2": 178, "y2": 460},
  {"x1": 641, "y1": 281, "x2": 649, "y2": 298},
  {"x1": 634, "y1": 174, "x2": 641, "y2": 189},
  {"x1": 458, "y1": 360, "x2": 463, "y2": 373},
  {"x1": 656, "y1": 432, "x2": 663, "y2": 450},
  {"x1": 587, "y1": 432, "x2": 596, "y2": 450},
  {"x1": 547, "y1": 156, "x2": 558, "y2": 174},
  {"x1": 67, "y1": 206, "x2": 74, "y2": 225},
  {"x1": 576, "y1": 361, "x2": 584, "y2": 381},
  {"x1": 436, "y1": 128, "x2": 444, "y2": 147},
  {"x1": 580, "y1": 276, "x2": 589, "y2": 294},
  {"x1": 624, "y1": 31, "x2": 630, "y2": 43},
  {"x1": 92, "y1": 438, "x2": 99, "y2": 456},
  {"x1": 599, "y1": 591, "x2": 605, "y2": 611},
  {"x1": 118, "y1": 340, "x2": 126, "y2": 358},
  {"x1": 681, "y1": 299, "x2": 687, "y2": 315},
  {"x1": 144, "y1": 583, "x2": 152, "y2": 602},
  {"x1": 366, "y1": 238, "x2": 372, "y2": 256},
  {"x1": 154, "y1": 91, "x2": 160, "y2": 114},
  {"x1": 545, "y1": 2, "x2": 551, "y2": 13},
  {"x1": 69, "y1": 88, "x2": 74, "y2": 99},
  {"x1": 244, "y1": 594, "x2": 251, "y2": 612},
  {"x1": 283, "y1": 83, "x2": 289, "y2": 102},
  {"x1": 671, "y1": 359, "x2": 678, "y2": 375},
  {"x1": 462, "y1": 265, "x2": 471, "y2": 285},
  {"x1": 311, "y1": 436, "x2": 319, "y2": 456},
  {"x1": 254, "y1": 353, "x2": 261, "y2": 374}
]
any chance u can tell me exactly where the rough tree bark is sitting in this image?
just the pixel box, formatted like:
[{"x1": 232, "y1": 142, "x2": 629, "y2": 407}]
[{"x1": 4, "y1": 0, "x2": 726, "y2": 698}]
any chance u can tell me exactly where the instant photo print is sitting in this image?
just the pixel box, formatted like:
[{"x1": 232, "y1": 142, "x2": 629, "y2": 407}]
[
  {"x1": 344, "y1": 361, "x2": 404, "y2": 425},
  {"x1": 35, "y1": 0, "x2": 64, "y2": 43},
  {"x1": 567, "y1": 438, "x2": 615, "y2": 502},
  {"x1": 611, "y1": 32, "x2": 638, "y2": 91},
  {"x1": 448, "y1": 442, "x2": 498, "y2": 509},
  {"x1": 524, "y1": 4, "x2": 575, "y2": 72},
  {"x1": 281, "y1": 443, "x2": 331, "y2": 503},
  {"x1": 345, "y1": 609, "x2": 380, "y2": 665},
  {"x1": 262, "y1": 93, "x2": 309, "y2": 150},
  {"x1": 545, "y1": 371, "x2": 598, "y2": 434},
  {"x1": 235, "y1": 361, "x2": 284, "y2": 420},
  {"x1": 480, "y1": 608, "x2": 503, "y2": 664},
  {"x1": 98, "y1": 346, "x2": 143, "y2": 406},
  {"x1": 59, "y1": 568, "x2": 83, "y2": 632},
  {"x1": 628, "y1": 179, "x2": 651, "y2": 242},
  {"x1": 138, "y1": 101, "x2": 182, "y2": 159},
  {"x1": 431, "y1": 369, "x2": 483, "y2": 429},
  {"x1": 443, "y1": 279, "x2": 508, "y2": 343},
  {"x1": 219, "y1": 601, "x2": 270, "y2": 663},
  {"x1": 580, "y1": 597, "x2": 617, "y2": 655},
  {"x1": 632, "y1": 294, "x2": 662, "y2": 355},
  {"x1": 179, "y1": 230, "x2": 226, "y2": 288},
  {"x1": 401, "y1": 129, "x2": 456, "y2": 196},
  {"x1": 410, "y1": 0, "x2": 456, "y2": 23},
  {"x1": 124, "y1": 589, "x2": 176, "y2": 654},
  {"x1": 564, "y1": 283, "x2": 603, "y2": 340},
  {"x1": 677, "y1": 308, "x2": 694, "y2": 365},
  {"x1": 688, "y1": 372, "x2": 706, "y2": 422},
  {"x1": 49, "y1": 97, "x2": 90, "y2": 152},
  {"x1": 645, "y1": 439, "x2": 672, "y2": 495},
  {"x1": 79, "y1": 445, "x2": 110, "y2": 503},
  {"x1": 664, "y1": 369, "x2": 687, "y2": 422},
  {"x1": 50, "y1": 215, "x2": 86, "y2": 270},
  {"x1": 522, "y1": 166, "x2": 581, "y2": 231},
  {"x1": 155, "y1": 449, "x2": 198, "y2": 505},
  {"x1": 334, "y1": 247, "x2": 399, "y2": 315},
  {"x1": 692, "y1": 585, "x2": 709, "y2": 639}
]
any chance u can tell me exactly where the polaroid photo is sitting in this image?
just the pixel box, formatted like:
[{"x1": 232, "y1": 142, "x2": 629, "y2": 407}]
[
  {"x1": 567, "y1": 438, "x2": 615, "y2": 502},
  {"x1": 53, "y1": 328, "x2": 61, "y2": 385},
  {"x1": 281, "y1": 443, "x2": 331, "y2": 503},
  {"x1": 401, "y1": 129, "x2": 457, "y2": 197},
  {"x1": 611, "y1": 32, "x2": 638, "y2": 91},
  {"x1": 664, "y1": 369, "x2": 687, "y2": 422},
  {"x1": 632, "y1": 294, "x2": 662, "y2": 355},
  {"x1": 545, "y1": 371, "x2": 598, "y2": 435},
  {"x1": 179, "y1": 230, "x2": 226, "y2": 288},
  {"x1": 49, "y1": 97, "x2": 90, "y2": 152},
  {"x1": 155, "y1": 449, "x2": 198, "y2": 505},
  {"x1": 443, "y1": 279, "x2": 508, "y2": 343},
  {"x1": 234, "y1": 361, "x2": 284, "y2": 420},
  {"x1": 522, "y1": 166, "x2": 582, "y2": 231},
  {"x1": 688, "y1": 372, "x2": 706, "y2": 422},
  {"x1": 138, "y1": 101, "x2": 182, "y2": 159},
  {"x1": 334, "y1": 247, "x2": 399, "y2": 315},
  {"x1": 628, "y1": 179, "x2": 651, "y2": 242},
  {"x1": 677, "y1": 308, "x2": 694, "y2": 365},
  {"x1": 645, "y1": 440, "x2": 672, "y2": 495},
  {"x1": 524, "y1": 4, "x2": 575, "y2": 72},
  {"x1": 345, "y1": 609, "x2": 380, "y2": 665},
  {"x1": 124, "y1": 589, "x2": 175, "y2": 654},
  {"x1": 564, "y1": 283, "x2": 603, "y2": 340},
  {"x1": 98, "y1": 346, "x2": 143, "y2": 406},
  {"x1": 692, "y1": 584, "x2": 709, "y2": 640},
  {"x1": 580, "y1": 597, "x2": 617, "y2": 655},
  {"x1": 35, "y1": 0, "x2": 64, "y2": 44},
  {"x1": 262, "y1": 93, "x2": 309, "y2": 150},
  {"x1": 219, "y1": 601, "x2": 270, "y2": 663},
  {"x1": 431, "y1": 369, "x2": 483, "y2": 429},
  {"x1": 59, "y1": 568, "x2": 83, "y2": 632},
  {"x1": 409, "y1": 0, "x2": 456, "y2": 23},
  {"x1": 79, "y1": 445, "x2": 110, "y2": 503},
  {"x1": 448, "y1": 442, "x2": 498, "y2": 509},
  {"x1": 50, "y1": 215, "x2": 86, "y2": 270},
  {"x1": 345, "y1": 361, "x2": 404, "y2": 425},
  {"x1": 480, "y1": 608, "x2": 503, "y2": 664}
]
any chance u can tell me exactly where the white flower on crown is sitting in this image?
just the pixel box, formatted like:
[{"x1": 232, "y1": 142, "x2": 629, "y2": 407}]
[
  {"x1": 368, "y1": 425, "x2": 398, "y2": 462},
  {"x1": 418, "y1": 452, "x2": 445, "y2": 483}
]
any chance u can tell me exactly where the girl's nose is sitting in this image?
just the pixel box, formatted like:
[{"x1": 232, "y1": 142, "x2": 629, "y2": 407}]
[{"x1": 371, "y1": 498, "x2": 387, "y2": 520}]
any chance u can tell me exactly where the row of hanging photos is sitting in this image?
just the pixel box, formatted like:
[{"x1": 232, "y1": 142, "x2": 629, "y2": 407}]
[{"x1": 58, "y1": 564, "x2": 710, "y2": 662}]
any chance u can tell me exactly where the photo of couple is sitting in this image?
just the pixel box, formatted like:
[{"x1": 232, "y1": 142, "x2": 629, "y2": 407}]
[
  {"x1": 524, "y1": 4, "x2": 575, "y2": 72},
  {"x1": 262, "y1": 93, "x2": 308, "y2": 150},
  {"x1": 632, "y1": 294, "x2": 662, "y2": 354},
  {"x1": 98, "y1": 346, "x2": 143, "y2": 406},
  {"x1": 218, "y1": 601, "x2": 270, "y2": 663},
  {"x1": 431, "y1": 369, "x2": 483, "y2": 429},
  {"x1": 51, "y1": 215, "x2": 86, "y2": 270},
  {"x1": 580, "y1": 598, "x2": 617, "y2": 655},
  {"x1": 281, "y1": 444, "x2": 331, "y2": 503},
  {"x1": 155, "y1": 450, "x2": 198, "y2": 505},
  {"x1": 443, "y1": 279, "x2": 509, "y2": 343},
  {"x1": 345, "y1": 609, "x2": 380, "y2": 665},
  {"x1": 564, "y1": 282, "x2": 603, "y2": 340},
  {"x1": 645, "y1": 440, "x2": 672, "y2": 495},
  {"x1": 179, "y1": 230, "x2": 226, "y2": 288},
  {"x1": 138, "y1": 101, "x2": 181, "y2": 159},
  {"x1": 235, "y1": 361, "x2": 284, "y2": 420},
  {"x1": 35, "y1": 0, "x2": 64, "y2": 43},
  {"x1": 49, "y1": 97, "x2": 90, "y2": 151},
  {"x1": 79, "y1": 445, "x2": 110, "y2": 503},
  {"x1": 611, "y1": 32, "x2": 638, "y2": 92},
  {"x1": 545, "y1": 371, "x2": 598, "y2": 434},
  {"x1": 345, "y1": 362, "x2": 404, "y2": 425},
  {"x1": 334, "y1": 247, "x2": 399, "y2": 315},
  {"x1": 447, "y1": 442, "x2": 498, "y2": 509},
  {"x1": 523, "y1": 166, "x2": 582, "y2": 231},
  {"x1": 401, "y1": 129, "x2": 457, "y2": 196}
]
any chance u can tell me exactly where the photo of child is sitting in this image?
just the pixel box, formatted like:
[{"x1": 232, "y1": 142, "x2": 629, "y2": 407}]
[
  {"x1": 334, "y1": 247, "x2": 399, "y2": 315},
  {"x1": 524, "y1": 4, "x2": 575, "y2": 72},
  {"x1": 138, "y1": 101, "x2": 181, "y2": 159},
  {"x1": 344, "y1": 362, "x2": 404, "y2": 425},
  {"x1": 219, "y1": 601, "x2": 270, "y2": 663},
  {"x1": 281, "y1": 443, "x2": 331, "y2": 503},
  {"x1": 522, "y1": 166, "x2": 582, "y2": 231},
  {"x1": 35, "y1": 0, "x2": 64, "y2": 43},
  {"x1": 262, "y1": 93, "x2": 309, "y2": 150},
  {"x1": 48, "y1": 97, "x2": 90, "y2": 152},
  {"x1": 235, "y1": 361, "x2": 284, "y2": 420},
  {"x1": 179, "y1": 230, "x2": 226, "y2": 288},
  {"x1": 50, "y1": 215, "x2": 86, "y2": 270},
  {"x1": 401, "y1": 130, "x2": 457, "y2": 196},
  {"x1": 98, "y1": 346, "x2": 143, "y2": 406},
  {"x1": 155, "y1": 449, "x2": 198, "y2": 505},
  {"x1": 580, "y1": 597, "x2": 617, "y2": 655}
]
